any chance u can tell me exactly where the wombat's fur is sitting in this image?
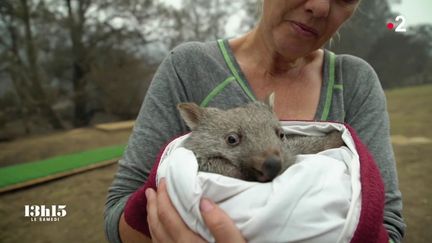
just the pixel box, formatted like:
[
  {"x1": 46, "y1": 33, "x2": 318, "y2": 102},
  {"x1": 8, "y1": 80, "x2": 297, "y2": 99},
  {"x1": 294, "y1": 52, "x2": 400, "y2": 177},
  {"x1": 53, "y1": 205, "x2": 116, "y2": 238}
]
[{"x1": 177, "y1": 101, "x2": 344, "y2": 182}]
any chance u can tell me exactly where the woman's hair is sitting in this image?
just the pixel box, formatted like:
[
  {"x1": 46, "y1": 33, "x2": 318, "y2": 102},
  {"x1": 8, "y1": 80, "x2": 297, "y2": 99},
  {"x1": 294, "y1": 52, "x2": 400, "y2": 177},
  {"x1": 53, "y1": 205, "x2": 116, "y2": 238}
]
[
  {"x1": 257, "y1": 0, "x2": 263, "y2": 11},
  {"x1": 256, "y1": 0, "x2": 263, "y2": 20},
  {"x1": 328, "y1": 31, "x2": 341, "y2": 48}
]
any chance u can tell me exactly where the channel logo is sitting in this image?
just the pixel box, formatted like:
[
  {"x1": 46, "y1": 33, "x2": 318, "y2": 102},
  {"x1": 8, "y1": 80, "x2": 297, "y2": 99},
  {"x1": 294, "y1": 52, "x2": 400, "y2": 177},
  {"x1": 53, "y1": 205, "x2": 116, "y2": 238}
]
[
  {"x1": 24, "y1": 205, "x2": 67, "y2": 222},
  {"x1": 387, "y1": 15, "x2": 407, "y2": 32}
]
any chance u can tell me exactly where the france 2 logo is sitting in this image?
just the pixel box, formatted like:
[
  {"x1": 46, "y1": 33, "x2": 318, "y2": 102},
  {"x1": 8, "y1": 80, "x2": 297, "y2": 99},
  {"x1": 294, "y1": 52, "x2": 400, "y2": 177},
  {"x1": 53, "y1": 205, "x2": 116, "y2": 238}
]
[
  {"x1": 387, "y1": 15, "x2": 407, "y2": 32},
  {"x1": 24, "y1": 205, "x2": 67, "y2": 222}
]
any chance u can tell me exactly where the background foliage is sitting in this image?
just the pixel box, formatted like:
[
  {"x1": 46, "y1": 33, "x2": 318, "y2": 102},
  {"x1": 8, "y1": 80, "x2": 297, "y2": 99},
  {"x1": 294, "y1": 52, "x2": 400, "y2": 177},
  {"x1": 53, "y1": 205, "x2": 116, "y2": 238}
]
[{"x1": 0, "y1": 0, "x2": 431, "y2": 139}]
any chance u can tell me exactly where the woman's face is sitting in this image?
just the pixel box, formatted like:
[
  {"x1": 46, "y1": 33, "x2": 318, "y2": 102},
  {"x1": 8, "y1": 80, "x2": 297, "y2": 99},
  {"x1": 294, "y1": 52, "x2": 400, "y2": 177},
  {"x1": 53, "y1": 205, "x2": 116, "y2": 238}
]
[{"x1": 259, "y1": 0, "x2": 360, "y2": 57}]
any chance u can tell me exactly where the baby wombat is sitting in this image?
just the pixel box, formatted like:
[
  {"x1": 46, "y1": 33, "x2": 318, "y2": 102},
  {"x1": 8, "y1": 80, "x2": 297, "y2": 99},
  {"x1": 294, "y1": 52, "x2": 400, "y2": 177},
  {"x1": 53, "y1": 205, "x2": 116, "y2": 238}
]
[{"x1": 177, "y1": 101, "x2": 344, "y2": 182}]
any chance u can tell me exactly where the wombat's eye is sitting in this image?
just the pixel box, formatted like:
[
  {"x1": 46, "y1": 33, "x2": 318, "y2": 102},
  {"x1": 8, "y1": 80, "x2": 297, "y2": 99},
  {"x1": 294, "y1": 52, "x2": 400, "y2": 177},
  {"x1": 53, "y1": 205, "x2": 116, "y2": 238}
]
[
  {"x1": 276, "y1": 129, "x2": 285, "y2": 140},
  {"x1": 225, "y1": 133, "x2": 241, "y2": 146}
]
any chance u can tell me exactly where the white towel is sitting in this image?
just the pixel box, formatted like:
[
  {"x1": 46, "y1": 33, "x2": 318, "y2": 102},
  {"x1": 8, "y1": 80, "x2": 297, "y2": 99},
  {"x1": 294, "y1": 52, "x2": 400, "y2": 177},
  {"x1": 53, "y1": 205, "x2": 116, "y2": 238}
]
[{"x1": 157, "y1": 122, "x2": 362, "y2": 243}]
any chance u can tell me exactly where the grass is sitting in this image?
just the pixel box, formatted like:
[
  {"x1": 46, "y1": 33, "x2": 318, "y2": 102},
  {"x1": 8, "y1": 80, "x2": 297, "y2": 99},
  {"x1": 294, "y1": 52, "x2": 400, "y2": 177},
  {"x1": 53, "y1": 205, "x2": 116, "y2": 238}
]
[
  {"x1": 385, "y1": 84, "x2": 432, "y2": 243},
  {"x1": 0, "y1": 144, "x2": 126, "y2": 189},
  {"x1": 386, "y1": 84, "x2": 432, "y2": 138}
]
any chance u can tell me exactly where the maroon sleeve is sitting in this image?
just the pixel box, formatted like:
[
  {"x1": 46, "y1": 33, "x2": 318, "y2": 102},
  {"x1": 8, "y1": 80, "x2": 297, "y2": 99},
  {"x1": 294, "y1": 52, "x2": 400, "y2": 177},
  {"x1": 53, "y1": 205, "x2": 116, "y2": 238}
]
[
  {"x1": 346, "y1": 124, "x2": 389, "y2": 243},
  {"x1": 123, "y1": 145, "x2": 165, "y2": 237}
]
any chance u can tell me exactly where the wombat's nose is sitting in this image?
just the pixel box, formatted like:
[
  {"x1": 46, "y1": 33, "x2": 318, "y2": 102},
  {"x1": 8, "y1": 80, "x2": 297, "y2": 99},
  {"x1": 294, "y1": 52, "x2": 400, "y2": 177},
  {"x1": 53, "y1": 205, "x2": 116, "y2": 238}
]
[{"x1": 259, "y1": 157, "x2": 282, "y2": 182}]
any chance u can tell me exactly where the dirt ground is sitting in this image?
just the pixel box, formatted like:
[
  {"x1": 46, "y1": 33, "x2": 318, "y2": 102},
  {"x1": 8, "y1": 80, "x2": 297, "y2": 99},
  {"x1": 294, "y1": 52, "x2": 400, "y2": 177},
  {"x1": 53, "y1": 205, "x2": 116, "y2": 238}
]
[
  {"x1": 0, "y1": 163, "x2": 118, "y2": 243},
  {"x1": 1, "y1": 130, "x2": 430, "y2": 243},
  {"x1": 0, "y1": 127, "x2": 132, "y2": 167},
  {"x1": 0, "y1": 85, "x2": 431, "y2": 243},
  {"x1": 0, "y1": 128, "x2": 130, "y2": 243}
]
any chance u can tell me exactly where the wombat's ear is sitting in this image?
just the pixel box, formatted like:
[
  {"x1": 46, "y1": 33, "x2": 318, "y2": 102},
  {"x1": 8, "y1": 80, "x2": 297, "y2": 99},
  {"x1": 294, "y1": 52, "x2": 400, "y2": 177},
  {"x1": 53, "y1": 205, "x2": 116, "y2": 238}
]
[
  {"x1": 177, "y1": 103, "x2": 204, "y2": 130},
  {"x1": 264, "y1": 92, "x2": 275, "y2": 111}
]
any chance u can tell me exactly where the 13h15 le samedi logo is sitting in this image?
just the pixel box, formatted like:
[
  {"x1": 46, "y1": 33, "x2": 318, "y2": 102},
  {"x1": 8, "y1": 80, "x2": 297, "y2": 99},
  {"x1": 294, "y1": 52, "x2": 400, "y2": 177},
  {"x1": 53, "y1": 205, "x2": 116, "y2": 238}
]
[{"x1": 24, "y1": 205, "x2": 67, "y2": 222}]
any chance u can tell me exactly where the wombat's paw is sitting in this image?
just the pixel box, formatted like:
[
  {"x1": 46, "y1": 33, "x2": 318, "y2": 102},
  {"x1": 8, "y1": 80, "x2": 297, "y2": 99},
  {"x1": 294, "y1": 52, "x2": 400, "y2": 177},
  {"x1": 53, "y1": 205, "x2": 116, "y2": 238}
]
[{"x1": 325, "y1": 130, "x2": 345, "y2": 149}]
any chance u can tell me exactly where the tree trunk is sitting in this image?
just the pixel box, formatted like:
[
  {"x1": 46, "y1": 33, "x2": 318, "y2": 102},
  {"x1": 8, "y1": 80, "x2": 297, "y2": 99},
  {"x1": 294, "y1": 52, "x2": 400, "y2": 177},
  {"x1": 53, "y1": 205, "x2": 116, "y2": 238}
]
[
  {"x1": 8, "y1": 70, "x2": 32, "y2": 134},
  {"x1": 72, "y1": 61, "x2": 89, "y2": 127},
  {"x1": 66, "y1": 0, "x2": 90, "y2": 127},
  {"x1": 20, "y1": 0, "x2": 64, "y2": 129}
]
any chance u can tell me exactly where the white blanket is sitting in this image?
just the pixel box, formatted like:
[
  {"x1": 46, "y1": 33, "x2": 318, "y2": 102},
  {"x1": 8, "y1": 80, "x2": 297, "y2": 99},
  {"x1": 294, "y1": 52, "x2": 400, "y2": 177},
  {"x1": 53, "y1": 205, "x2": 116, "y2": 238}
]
[{"x1": 157, "y1": 122, "x2": 362, "y2": 243}]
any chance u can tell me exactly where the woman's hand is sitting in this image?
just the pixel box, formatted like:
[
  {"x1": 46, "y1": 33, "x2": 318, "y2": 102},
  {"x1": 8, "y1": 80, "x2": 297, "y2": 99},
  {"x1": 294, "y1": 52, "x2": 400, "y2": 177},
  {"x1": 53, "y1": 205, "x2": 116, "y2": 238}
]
[{"x1": 146, "y1": 179, "x2": 246, "y2": 243}]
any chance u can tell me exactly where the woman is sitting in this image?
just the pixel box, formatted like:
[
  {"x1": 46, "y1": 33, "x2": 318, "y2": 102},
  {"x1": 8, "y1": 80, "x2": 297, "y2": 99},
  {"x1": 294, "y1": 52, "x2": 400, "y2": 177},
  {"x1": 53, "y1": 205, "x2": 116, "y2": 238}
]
[{"x1": 105, "y1": 0, "x2": 405, "y2": 242}]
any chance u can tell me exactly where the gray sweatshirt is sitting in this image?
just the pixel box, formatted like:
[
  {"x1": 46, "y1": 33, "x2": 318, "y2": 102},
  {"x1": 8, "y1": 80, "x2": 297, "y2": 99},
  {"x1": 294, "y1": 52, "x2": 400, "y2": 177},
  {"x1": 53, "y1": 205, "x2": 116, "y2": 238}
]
[{"x1": 104, "y1": 39, "x2": 405, "y2": 243}]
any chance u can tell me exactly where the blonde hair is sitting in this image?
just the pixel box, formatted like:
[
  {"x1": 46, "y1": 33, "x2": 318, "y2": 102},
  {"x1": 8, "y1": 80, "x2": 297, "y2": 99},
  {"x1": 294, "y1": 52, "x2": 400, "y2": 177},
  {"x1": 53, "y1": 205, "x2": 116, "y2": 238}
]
[
  {"x1": 328, "y1": 31, "x2": 341, "y2": 48},
  {"x1": 256, "y1": 0, "x2": 264, "y2": 21}
]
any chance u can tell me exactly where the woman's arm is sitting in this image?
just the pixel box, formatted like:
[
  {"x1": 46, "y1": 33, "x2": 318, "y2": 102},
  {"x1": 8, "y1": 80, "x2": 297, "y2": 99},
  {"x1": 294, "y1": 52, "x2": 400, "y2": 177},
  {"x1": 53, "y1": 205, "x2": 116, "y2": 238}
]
[
  {"x1": 105, "y1": 41, "x2": 234, "y2": 243},
  {"x1": 105, "y1": 46, "x2": 192, "y2": 242},
  {"x1": 342, "y1": 56, "x2": 406, "y2": 242}
]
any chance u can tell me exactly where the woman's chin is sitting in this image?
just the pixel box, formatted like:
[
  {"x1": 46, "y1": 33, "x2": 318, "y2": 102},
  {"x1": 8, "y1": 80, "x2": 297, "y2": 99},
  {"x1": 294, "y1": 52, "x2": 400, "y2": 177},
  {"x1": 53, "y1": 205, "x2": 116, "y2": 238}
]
[{"x1": 272, "y1": 33, "x2": 316, "y2": 58}]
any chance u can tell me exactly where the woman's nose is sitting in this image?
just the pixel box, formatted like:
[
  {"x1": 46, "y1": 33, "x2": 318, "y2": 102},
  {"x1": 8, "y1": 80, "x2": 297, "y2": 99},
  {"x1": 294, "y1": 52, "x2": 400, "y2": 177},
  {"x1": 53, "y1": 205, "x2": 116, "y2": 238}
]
[{"x1": 304, "y1": 0, "x2": 330, "y2": 18}]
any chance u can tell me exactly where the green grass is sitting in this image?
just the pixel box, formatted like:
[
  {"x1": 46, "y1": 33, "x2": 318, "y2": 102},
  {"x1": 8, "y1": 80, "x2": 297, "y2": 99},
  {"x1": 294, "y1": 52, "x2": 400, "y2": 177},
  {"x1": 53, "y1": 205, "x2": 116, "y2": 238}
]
[{"x1": 0, "y1": 144, "x2": 126, "y2": 189}]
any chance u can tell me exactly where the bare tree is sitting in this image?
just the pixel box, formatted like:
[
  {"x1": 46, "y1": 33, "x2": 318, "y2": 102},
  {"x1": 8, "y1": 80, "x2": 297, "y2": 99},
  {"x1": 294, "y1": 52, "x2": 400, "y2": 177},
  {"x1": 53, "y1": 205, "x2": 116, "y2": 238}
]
[
  {"x1": 164, "y1": 0, "x2": 236, "y2": 49},
  {"x1": 62, "y1": 0, "x2": 166, "y2": 126},
  {"x1": 0, "y1": 0, "x2": 64, "y2": 130},
  {"x1": 64, "y1": 0, "x2": 91, "y2": 126}
]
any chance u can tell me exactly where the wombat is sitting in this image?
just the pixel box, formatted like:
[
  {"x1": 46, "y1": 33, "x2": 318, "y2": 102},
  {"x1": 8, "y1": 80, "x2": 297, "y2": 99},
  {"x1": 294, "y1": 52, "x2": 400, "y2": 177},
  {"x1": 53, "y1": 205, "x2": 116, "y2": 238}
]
[{"x1": 177, "y1": 101, "x2": 344, "y2": 182}]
